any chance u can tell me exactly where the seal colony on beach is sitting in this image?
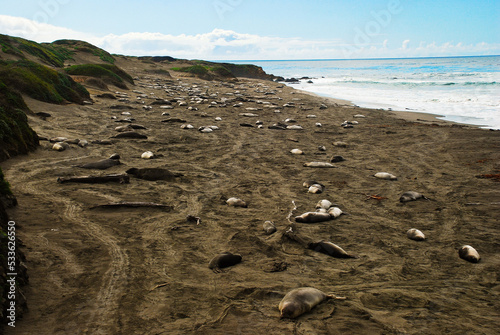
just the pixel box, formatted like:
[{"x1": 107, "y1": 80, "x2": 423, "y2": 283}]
[{"x1": 3, "y1": 41, "x2": 497, "y2": 335}]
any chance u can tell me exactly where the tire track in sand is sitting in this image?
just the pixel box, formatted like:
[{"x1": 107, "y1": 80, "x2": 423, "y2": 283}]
[{"x1": 4, "y1": 156, "x2": 129, "y2": 334}]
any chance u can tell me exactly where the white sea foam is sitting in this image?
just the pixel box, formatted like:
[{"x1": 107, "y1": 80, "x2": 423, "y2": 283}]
[{"x1": 235, "y1": 56, "x2": 500, "y2": 129}]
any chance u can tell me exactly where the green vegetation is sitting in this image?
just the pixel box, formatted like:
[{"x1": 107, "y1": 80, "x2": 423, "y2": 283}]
[
  {"x1": 0, "y1": 79, "x2": 39, "y2": 161},
  {"x1": 0, "y1": 168, "x2": 12, "y2": 196},
  {"x1": 0, "y1": 59, "x2": 90, "y2": 104},
  {"x1": 171, "y1": 64, "x2": 235, "y2": 80},
  {"x1": 65, "y1": 63, "x2": 134, "y2": 89},
  {"x1": 172, "y1": 64, "x2": 209, "y2": 76},
  {"x1": 0, "y1": 34, "x2": 73, "y2": 67},
  {"x1": 0, "y1": 35, "x2": 116, "y2": 67},
  {"x1": 50, "y1": 39, "x2": 115, "y2": 64}
]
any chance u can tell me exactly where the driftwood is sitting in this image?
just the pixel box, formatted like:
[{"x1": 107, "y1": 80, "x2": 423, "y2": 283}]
[
  {"x1": 57, "y1": 174, "x2": 129, "y2": 184},
  {"x1": 90, "y1": 202, "x2": 173, "y2": 210}
]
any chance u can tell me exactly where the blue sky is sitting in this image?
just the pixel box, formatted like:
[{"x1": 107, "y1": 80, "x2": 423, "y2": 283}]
[{"x1": 1, "y1": 0, "x2": 499, "y2": 60}]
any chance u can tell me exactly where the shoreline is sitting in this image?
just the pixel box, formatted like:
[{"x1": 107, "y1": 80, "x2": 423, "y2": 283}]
[{"x1": 293, "y1": 86, "x2": 485, "y2": 129}]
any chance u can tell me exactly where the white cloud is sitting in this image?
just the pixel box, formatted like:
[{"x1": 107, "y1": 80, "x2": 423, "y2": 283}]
[
  {"x1": 1, "y1": 15, "x2": 499, "y2": 60},
  {"x1": 0, "y1": 15, "x2": 93, "y2": 43}
]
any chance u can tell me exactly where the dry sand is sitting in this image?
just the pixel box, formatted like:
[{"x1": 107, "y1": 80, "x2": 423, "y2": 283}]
[{"x1": 2, "y1": 58, "x2": 500, "y2": 334}]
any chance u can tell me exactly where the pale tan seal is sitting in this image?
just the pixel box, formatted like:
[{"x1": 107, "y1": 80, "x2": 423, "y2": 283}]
[
  {"x1": 226, "y1": 197, "x2": 247, "y2": 208},
  {"x1": 374, "y1": 172, "x2": 397, "y2": 180},
  {"x1": 52, "y1": 142, "x2": 70, "y2": 152},
  {"x1": 399, "y1": 191, "x2": 428, "y2": 203},
  {"x1": 315, "y1": 199, "x2": 333, "y2": 210},
  {"x1": 407, "y1": 228, "x2": 425, "y2": 241},
  {"x1": 458, "y1": 245, "x2": 480, "y2": 263},
  {"x1": 290, "y1": 149, "x2": 304, "y2": 155},
  {"x1": 308, "y1": 184, "x2": 325, "y2": 194},
  {"x1": 303, "y1": 162, "x2": 335, "y2": 168},
  {"x1": 327, "y1": 207, "x2": 343, "y2": 219},
  {"x1": 141, "y1": 151, "x2": 155, "y2": 159},
  {"x1": 279, "y1": 287, "x2": 346, "y2": 319},
  {"x1": 263, "y1": 221, "x2": 277, "y2": 235}
]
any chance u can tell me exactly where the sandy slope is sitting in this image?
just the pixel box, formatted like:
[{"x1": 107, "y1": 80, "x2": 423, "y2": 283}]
[{"x1": 2, "y1": 58, "x2": 500, "y2": 334}]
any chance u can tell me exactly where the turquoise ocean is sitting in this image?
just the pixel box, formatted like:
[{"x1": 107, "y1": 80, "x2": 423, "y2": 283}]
[{"x1": 232, "y1": 56, "x2": 500, "y2": 129}]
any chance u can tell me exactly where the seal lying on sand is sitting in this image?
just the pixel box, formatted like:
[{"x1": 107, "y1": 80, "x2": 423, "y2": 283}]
[
  {"x1": 111, "y1": 131, "x2": 147, "y2": 139},
  {"x1": 126, "y1": 167, "x2": 183, "y2": 181},
  {"x1": 458, "y1": 245, "x2": 481, "y2": 263},
  {"x1": 295, "y1": 212, "x2": 331, "y2": 223},
  {"x1": 308, "y1": 240, "x2": 357, "y2": 258},
  {"x1": 407, "y1": 228, "x2": 425, "y2": 241},
  {"x1": 263, "y1": 221, "x2": 277, "y2": 235},
  {"x1": 374, "y1": 172, "x2": 397, "y2": 180},
  {"x1": 303, "y1": 162, "x2": 335, "y2": 168},
  {"x1": 76, "y1": 154, "x2": 121, "y2": 170},
  {"x1": 226, "y1": 197, "x2": 247, "y2": 208},
  {"x1": 57, "y1": 174, "x2": 129, "y2": 184},
  {"x1": 279, "y1": 287, "x2": 346, "y2": 319},
  {"x1": 208, "y1": 252, "x2": 242, "y2": 272},
  {"x1": 399, "y1": 191, "x2": 429, "y2": 203}
]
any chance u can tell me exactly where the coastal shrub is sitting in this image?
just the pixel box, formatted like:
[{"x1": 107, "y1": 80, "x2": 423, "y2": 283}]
[
  {"x1": 0, "y1": 34, "x2": 73, "y2": 67},
  {"x1": 172, "y1": 65, "x2": 209, "y2": 76},
  {"x1": 210, "y1": 66, "x2": 233, "y2": 77},
  {"x1": 0, "y1": 60, "x2": 89, "y2": 104},
  {"x1": 0, "y1": 168, "x2": 12, "y2": 196},
  {"x1": 0, "y1": 81, "x2": 39, "y2": 161},
  {"x1": 65, "y1": 64, "x2": 134, "y2": 89},
  {"x1": 51, "y1": 39, "x2": 115, "y2": 64}
]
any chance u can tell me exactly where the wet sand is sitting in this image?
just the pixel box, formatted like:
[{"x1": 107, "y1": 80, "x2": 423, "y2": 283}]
[{"x1": 2, "y1": 57, "x2": 500, "y2": 334}]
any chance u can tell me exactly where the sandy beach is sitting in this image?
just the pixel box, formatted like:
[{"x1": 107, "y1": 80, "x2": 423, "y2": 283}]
[{"x1": 2, "y1": 56, "x2": 500, "y2": 334}]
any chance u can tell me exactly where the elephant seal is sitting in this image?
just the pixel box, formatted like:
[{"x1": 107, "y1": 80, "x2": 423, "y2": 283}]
[
  {"x1": 111, "y1": 131, "x2": 147, "y2": 139},
  {"x1": 279, "y1": 287, "x2": 346, "y2": 319},
  {"x1": 295, "y1": 212, "x2": 331, "y2": 223},
  {"x1": 458, "y1": 245, "x2": 480, "y2": 263},
  {"x1": 263, "y1": 221, "x2": 277, "y2": 235},
  {"x1": 141, "y1": 151, "x2": 155, "y2": 159},
  {"x1": 303, "y1": 162, "x2": 335, "y2": 168},
  {"x1": 327, "y1": 207, "x2": 343, "y2": 219},
  {"x1": 52, "y1": 142, "x2": 70, "y2": 152},
  {"x1": 330, "y1": 155, "x2": 345, "y2": 163},
  {"x1": 400, "y1": 191, "x2": 428, "y2": 203},
  {"x1": 374, "y1": 172, "x2": 397, "y2": 180},
  {"x1": 308, "y1": 184, "x2": 325, "y2": 194},
  {"x1": 76, "y1": 155, "x2": 121, "y2": 170},
  {"x1": 303, "y1": 180, "x2": 321, "y2": 188},
  {"x1": 308, "y1": 240, "x2": 356, "y2": 258},
  {"x1": 208, "y1": 252, "x2": 242, "y2": 272},
  {"x1": 290, "y1": 149, "x2": 304, "y2": 155},
  {"x1": 407, "y1": 228, "x2": 425, "y2": 241},
  {"x1": 316, "y1": 199, "x2": 333, "y2": 210},
  {"x1": 126, "y1": 168, "x2": 183, "y2": 181},
  {"x1": 226, "y1": 197, "x2": 247, "y2": 208}
]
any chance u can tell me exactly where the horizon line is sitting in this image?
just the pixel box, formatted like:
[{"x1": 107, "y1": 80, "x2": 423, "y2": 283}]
[{"x1": 212, "y1": 54, "x2": 500, "y2": 63}]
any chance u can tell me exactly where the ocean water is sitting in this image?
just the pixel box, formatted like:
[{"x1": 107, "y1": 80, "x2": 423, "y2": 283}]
[{"x1": 232, "y1": 56, "x2": 500, "y2": 129}]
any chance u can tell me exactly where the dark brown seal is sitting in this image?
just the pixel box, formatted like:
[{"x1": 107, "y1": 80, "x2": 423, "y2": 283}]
[{"x1": 208, "y1": 252, "x2": 242, "y2": 272}]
